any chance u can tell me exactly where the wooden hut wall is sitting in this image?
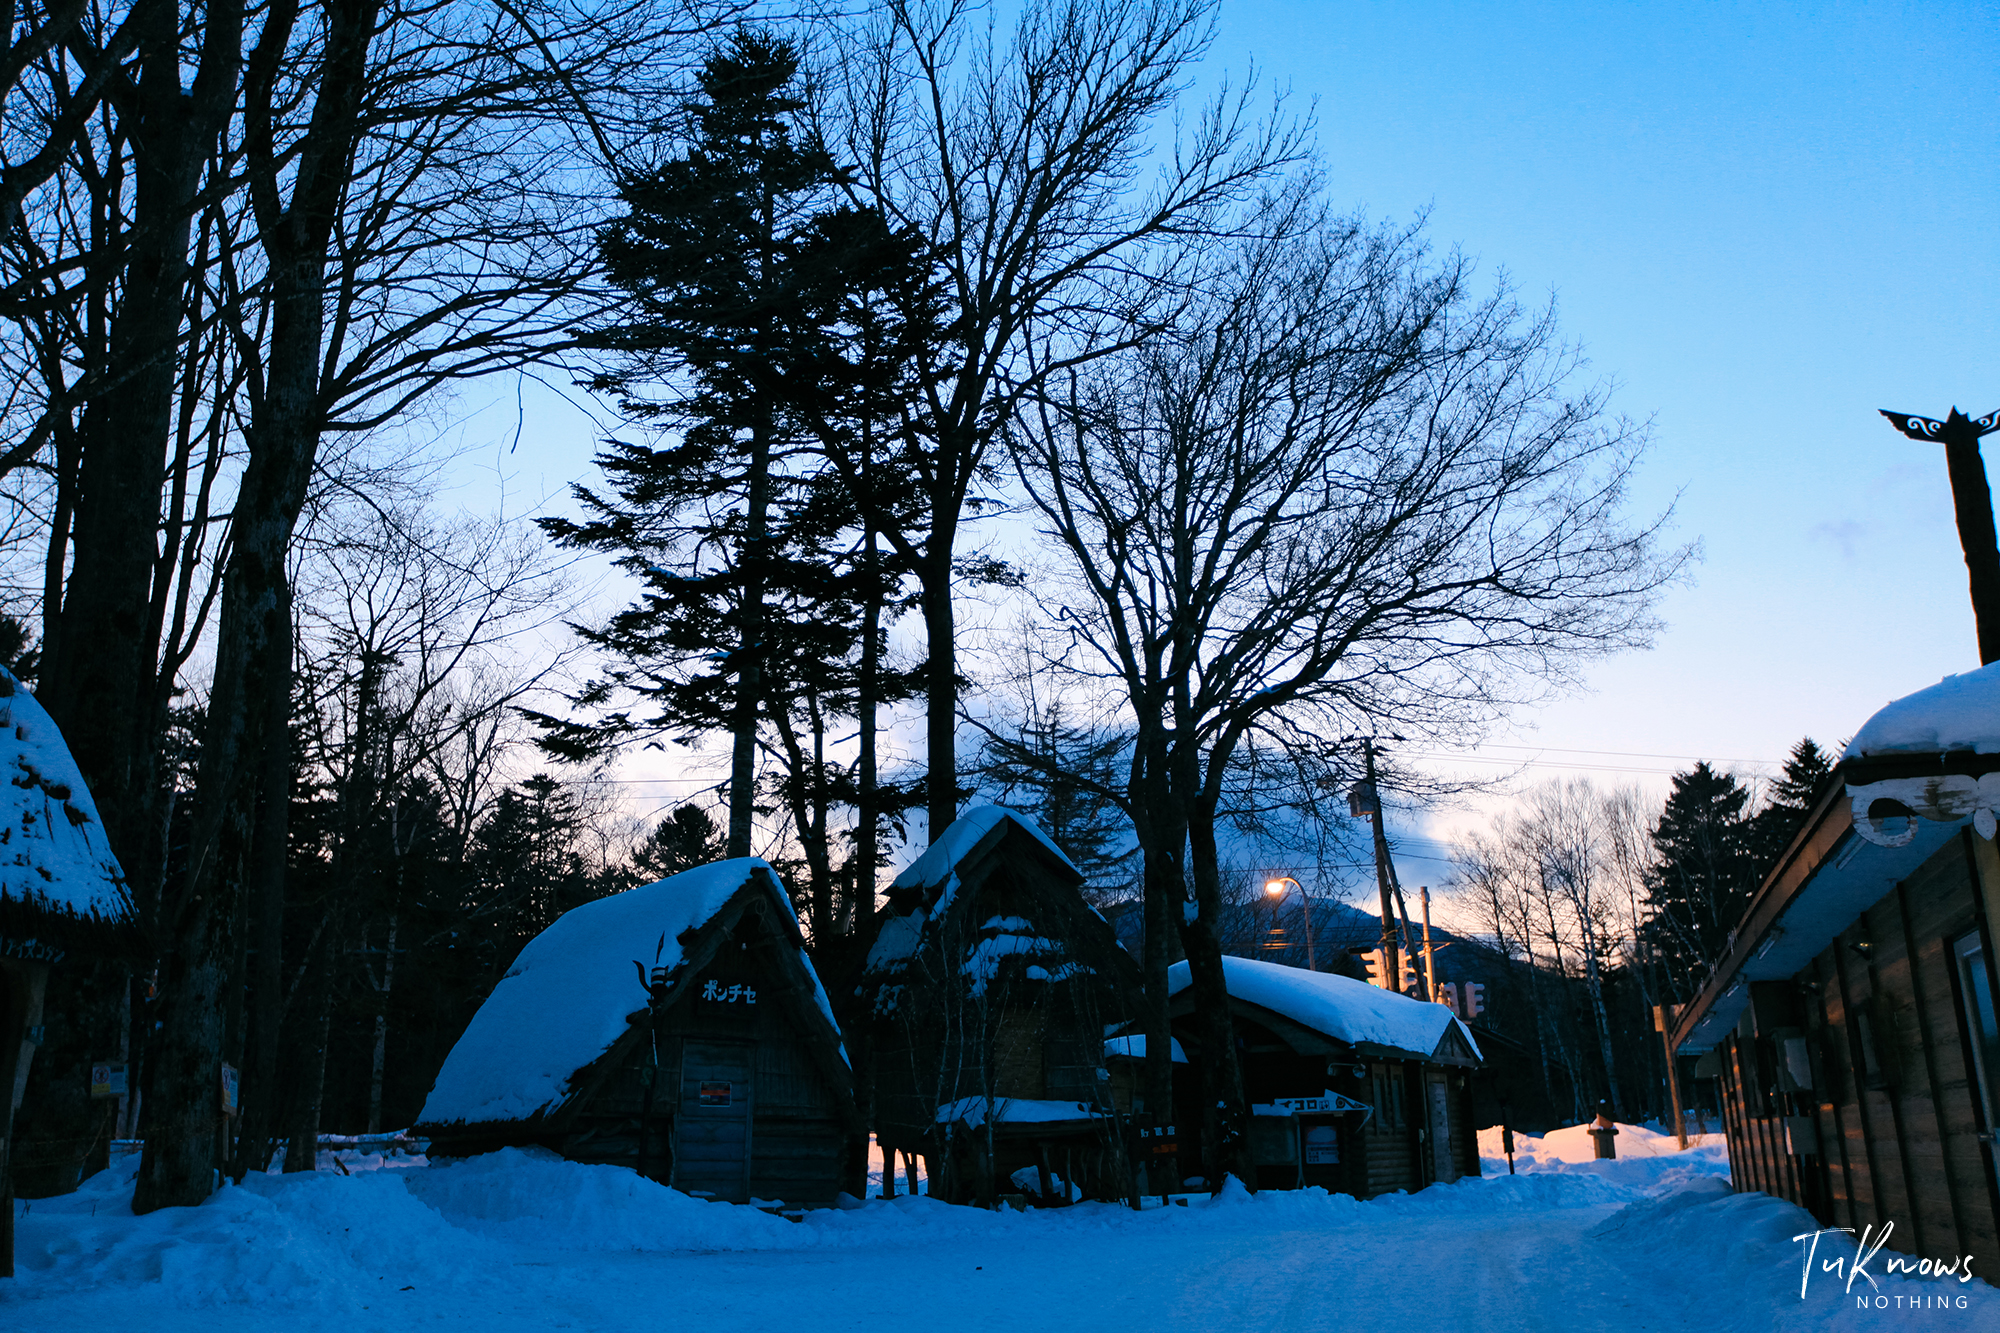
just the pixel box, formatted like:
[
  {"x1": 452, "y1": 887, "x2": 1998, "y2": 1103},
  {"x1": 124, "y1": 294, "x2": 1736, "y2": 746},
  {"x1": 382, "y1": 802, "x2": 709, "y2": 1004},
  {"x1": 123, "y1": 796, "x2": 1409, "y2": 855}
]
[
  {"x1": 545, "y1": 921, "x2": 852, "y2": 1207},
  {"x1": 1712, "y1": 830, "x2": 2000, "y2": 1276},
  {"x1": 866, "y1": 850, "x2": 1138, "y2": 1156},
  {"x1": 1362, "y1": 1060, "x2": 1421, "y2": 1196}
]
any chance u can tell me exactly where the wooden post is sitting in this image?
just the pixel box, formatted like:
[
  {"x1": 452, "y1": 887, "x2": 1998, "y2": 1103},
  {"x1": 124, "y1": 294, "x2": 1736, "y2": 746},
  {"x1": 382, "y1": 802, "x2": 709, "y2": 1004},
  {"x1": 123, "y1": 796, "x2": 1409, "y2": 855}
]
[
  {"x1": 1879, "y1": 408, "x2": 2000, "y2": 663},
  {"x1": 1655, "y1": 1004, "x2": 1687, "y2": 1150},
  {"x1": 2, "y1": 961, "x2": 51, "y2": 1279}
]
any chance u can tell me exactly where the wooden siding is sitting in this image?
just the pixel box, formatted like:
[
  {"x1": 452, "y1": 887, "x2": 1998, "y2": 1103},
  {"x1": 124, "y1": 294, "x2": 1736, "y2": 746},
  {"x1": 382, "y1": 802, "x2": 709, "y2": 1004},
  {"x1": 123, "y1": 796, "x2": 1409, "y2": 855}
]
[
  {"x1": 549, "y1": 919, "x2": 852, "y2": 1207},
  {"x1": 1715, "y1": 832, "x2": 2000, "y2": 1277},
  {"x1": 1362, "y1": 1061, "x2": 1421, "y2": 1196}
]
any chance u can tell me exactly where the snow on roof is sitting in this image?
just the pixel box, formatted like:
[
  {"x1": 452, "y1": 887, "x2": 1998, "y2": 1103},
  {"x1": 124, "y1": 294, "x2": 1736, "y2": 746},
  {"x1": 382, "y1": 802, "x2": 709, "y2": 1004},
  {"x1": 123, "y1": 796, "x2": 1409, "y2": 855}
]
[
  {"x1": 0, "y1": 670, "x2": 126, "y2": 921},
  {"x1": 934, "y1": 1096, "x2": 1106, "y2": 1128},
  {"x1": 420, "y1": 858, "x2": 840, "y2": 1127},
  {"x1": 889, "y1": 805, "x2": 1079, "y2": 897},
  {"x1": 1845, "y1": 661, "x2": 2000, "y2": 760},
  {"x1": 866, "y1": 806, "x2": 1084, "y2": 981},
  {"x1": 1168, "y1": 956, "x2": 1480, "y2": 1062},
  {"x1": 1103, "y1": 1034, "x2": 1187, "y2": 1063}
]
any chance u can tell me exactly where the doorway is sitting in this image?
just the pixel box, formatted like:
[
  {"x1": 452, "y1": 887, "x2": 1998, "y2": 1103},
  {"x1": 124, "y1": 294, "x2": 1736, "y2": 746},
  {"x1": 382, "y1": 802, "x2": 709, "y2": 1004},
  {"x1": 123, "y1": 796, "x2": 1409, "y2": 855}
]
[{"x1": 677, "y1": 1040, "x2": 754, "y2": 1203}]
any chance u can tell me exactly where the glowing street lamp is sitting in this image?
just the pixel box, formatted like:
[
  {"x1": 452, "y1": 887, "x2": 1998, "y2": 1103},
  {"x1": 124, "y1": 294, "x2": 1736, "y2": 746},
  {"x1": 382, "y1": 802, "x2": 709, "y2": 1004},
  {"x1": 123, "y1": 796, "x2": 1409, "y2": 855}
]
[{"x1": 1263, "y1": 876, "x2": 1317, "y2": 972}]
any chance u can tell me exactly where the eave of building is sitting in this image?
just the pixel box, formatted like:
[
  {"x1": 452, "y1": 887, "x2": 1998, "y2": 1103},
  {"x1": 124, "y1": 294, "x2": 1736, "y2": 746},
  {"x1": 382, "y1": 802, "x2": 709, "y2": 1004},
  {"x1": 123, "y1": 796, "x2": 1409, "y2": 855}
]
[{"x1": 1668, "y1": 760, "x2": 1988, "y2": 1054}]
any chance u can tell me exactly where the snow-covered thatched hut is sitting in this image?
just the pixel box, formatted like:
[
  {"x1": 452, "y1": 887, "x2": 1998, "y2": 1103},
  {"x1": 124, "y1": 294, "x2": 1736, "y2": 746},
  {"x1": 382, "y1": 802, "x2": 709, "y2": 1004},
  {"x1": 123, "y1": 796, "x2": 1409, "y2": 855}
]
[
  {"x1": 415, "y1": 858, "x2": 858, "y2": 1209},
  {"x1": 0, "y1": 667, "x2": 130, "y2": 1271},
  {"x1": 854, "y1": 806, "x2": 1144, "y2": 1205},
  {"x1": 1670, "y1": 662, "x2": 2000, "y2": 1280},
  {"x1": 1162, "y1": 955, "x2": 1482, "y2": 1196}
]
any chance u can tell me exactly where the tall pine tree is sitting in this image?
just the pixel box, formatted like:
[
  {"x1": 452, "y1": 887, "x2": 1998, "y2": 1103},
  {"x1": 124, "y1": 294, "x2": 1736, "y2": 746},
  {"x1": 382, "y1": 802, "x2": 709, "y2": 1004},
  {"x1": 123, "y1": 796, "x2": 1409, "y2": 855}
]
[
  {"x1": 1746, "y1": 737, "x2": 1835, "y2": 874},
  {"x1": 1641, "y1": 762, "x2": 1758, "y2": 1003},
  {"x1": 549, "y1": 30, "x2": 848, "y2": 858},
  {"x1": 542, "y1": 30, "x2": 938, "y2": 931}
]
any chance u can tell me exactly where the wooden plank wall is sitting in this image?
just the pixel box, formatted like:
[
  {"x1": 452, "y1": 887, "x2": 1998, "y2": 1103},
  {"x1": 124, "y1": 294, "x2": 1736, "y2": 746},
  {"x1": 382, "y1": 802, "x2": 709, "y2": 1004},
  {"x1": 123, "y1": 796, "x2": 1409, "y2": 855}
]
[
  {"x1": 1362, "y1": 1060, "x2": 1419, "y2": 1196},
  {"x1": 554, "y1": 944, "x2": 851, "y2": 1206},
  {"x1": 1715, "y1": 833, "x2": 2000, "y2": 1275}
]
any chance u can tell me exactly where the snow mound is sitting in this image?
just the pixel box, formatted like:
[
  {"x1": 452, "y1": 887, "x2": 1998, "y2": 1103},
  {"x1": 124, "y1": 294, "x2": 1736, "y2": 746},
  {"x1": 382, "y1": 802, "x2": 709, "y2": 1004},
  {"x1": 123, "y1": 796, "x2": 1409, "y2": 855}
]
[
  {"x1": 1846, "y1": 661, "x2": 2000, "y2": 759},
  {"x1": 9, "y1": 1153, "x2": 482, "y2": 1312},
  {"x1": 0, "y1": 667, "x2": 126, "y2": 920},
  {"x1": 405, "y1": 1147, "x2": 800, "y2": 1250},
  {"x1": 1478, "y1": 1121, "x2": 1732, "y2": 1192},
  {"x1": 1166, "y1": 955, "x2": 1478, "y2": 1062}
]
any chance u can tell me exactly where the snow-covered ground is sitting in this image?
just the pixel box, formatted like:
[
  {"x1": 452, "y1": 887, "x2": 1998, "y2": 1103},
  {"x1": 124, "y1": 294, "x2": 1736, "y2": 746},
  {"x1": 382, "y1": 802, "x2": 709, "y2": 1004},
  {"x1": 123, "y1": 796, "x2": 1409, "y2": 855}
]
[{"x1": 8, "y1": 1124, "x2": 1990, "y2": 1332}]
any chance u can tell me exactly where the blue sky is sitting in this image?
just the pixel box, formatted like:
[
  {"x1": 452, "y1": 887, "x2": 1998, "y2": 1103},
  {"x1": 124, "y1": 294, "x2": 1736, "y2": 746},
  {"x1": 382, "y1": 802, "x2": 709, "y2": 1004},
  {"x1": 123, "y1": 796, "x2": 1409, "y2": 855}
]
[
  {"x1": 448, "y1": 2, "x2": 1998, "y2": 895},
  {"x1": 1192, "y1": 4, "x2": 1995, "y2": 794}
]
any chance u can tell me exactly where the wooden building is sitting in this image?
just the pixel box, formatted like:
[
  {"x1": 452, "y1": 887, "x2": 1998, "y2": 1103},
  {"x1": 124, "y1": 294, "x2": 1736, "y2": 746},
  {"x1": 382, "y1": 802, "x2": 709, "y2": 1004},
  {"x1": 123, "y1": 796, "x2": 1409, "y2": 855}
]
[
  {"x1": 1160, "y1": 956, "x2": 1483, "y2": 1196},
  {"x1": 416, "y1": 858, "x2": 859, "y2": 1209},
  {"x1": 854, "y1": 806, "x2": 1145, "y2": 1205},
  {"x1": 0, "y1": 668, "x2": 132, "y2": 1276},
  {"x1": 1670, "y1": 663, "x2": 2000, "y2": 1275}
]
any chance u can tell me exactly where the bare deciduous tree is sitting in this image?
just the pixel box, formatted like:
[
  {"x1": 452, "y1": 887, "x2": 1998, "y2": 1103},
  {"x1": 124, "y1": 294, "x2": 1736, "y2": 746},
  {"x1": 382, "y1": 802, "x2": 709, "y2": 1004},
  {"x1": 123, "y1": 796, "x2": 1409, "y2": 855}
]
[
  {"x1": 1011, "y1": 199, "x2": 1686, "y2": 1179},
  {"x1": 813, "y1": 0, "x2": 1306, "y2": 840}
]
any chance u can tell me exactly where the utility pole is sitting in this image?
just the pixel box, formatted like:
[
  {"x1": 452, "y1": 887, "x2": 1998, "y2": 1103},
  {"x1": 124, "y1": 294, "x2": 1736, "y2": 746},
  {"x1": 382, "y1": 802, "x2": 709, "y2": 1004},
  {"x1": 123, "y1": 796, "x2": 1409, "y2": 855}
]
[
  {"x1": 1421, "y1": 886, "x2": 1437, "y2": 1003},
  {"x1": 1880, "y1": 407, "x2": 2000, "y2": 664},
  {"x1": 1352, "y1": 739, "x2": 1400, "y2": 993}
]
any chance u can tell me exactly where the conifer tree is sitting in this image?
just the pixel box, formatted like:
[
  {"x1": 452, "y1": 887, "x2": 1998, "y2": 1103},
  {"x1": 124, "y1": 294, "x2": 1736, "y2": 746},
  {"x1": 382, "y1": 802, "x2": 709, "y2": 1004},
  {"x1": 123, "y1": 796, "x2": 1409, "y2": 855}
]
[
  {"x1": 543, "y1": 30, "x2": 937, "y2": 926},
  {"x1": 1641, "y1": 762, "x2": 1758, "y2": 1003},
  {"x1": 549, "y1": 30, "x2": 848, "y2": 858},
  {"x1": 1746, "y1": 737, "x2": 1835, "y2": 873}
]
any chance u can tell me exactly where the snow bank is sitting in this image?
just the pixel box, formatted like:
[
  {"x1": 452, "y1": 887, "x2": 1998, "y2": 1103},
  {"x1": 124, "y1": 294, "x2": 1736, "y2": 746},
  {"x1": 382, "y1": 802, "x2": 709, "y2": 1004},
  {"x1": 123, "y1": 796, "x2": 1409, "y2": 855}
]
[
  {"x1": 1477, "y1": 1121, "x2": 1732, "y2": 1193},
  {"x1": 1846, "y1": 661, "x2": 2000, "y2": 759},
  {"x1": 8, "y1": 1154, "x2": 482, "y2": 1312},
  {"x1": 420, "y1": 858, "x2": 840, "y2": 1127},
  {"x1": 0, "y1": 667, "x2": 126, "y2": 921},
  {"x1": 406, "y1": 1147, "x2": 801, "y2": 1250},
  {"x1": 1166, "y1": 955, "x2": 1478, "y2": 1062},
  {"x1": 18, "y1": 1140, "x2": 1992, "y2": 1331}
]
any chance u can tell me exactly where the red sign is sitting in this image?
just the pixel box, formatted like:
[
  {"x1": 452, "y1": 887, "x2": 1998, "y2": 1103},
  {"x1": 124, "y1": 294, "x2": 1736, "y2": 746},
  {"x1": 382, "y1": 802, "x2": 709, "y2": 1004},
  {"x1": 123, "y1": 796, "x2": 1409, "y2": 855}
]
[{"x1": 698, "y1": 1080, "x2": 733, "y2": 1107}]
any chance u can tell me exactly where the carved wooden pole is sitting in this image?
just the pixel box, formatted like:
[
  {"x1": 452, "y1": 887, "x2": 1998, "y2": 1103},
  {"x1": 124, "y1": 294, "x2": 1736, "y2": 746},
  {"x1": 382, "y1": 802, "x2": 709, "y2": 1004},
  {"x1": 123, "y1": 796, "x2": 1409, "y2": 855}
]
[{"x1": 1881, "y1": 408, "x2": 2000, "y2": 664}]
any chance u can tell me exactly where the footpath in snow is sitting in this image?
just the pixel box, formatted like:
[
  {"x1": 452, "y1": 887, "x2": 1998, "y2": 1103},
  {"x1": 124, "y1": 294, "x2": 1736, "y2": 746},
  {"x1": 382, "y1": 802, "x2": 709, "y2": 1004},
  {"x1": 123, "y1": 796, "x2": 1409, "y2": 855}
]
[{"x1": 6, "y1": 1123, "x2": 1990, "y2": 1333}]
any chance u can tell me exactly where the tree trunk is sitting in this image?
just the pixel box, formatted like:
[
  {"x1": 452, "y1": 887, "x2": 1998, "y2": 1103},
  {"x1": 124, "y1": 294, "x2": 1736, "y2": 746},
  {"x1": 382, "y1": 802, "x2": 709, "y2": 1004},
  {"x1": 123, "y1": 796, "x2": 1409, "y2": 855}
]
[
  {"x1": 921, "y1": 532, "x2": 958, "y2": 838},
  {"x1": 367, "y1": 916, "x2": 396, "y2": 1135},
  {"x1": 725, "y1": 416, "x2": 768, "y2": 858},
  {"x1": 41, "y1": 0, "x2": 237, "y2": 901},
  {"x1": 1579, "y1": 937, "x2": 1623, "y2": 1112},
  {"x1": 855, "y1": 525, "x2": 880, "y2": 925},
  {"x1": 239, "y1": 664, "x2": 291, "y2": 1175},
  {"x1": 1130, "y1": 755, "x2": 1181, "y2": 1129},
  {"x1": 133, "y1": 0, "x2": 373, "y2": 1209},
  {"x1": 284, "y1": 917, "x2": 334, "y2": 1172},
  {"x1": 1183, "y1": 810, "x2": 1250, "y2": 1188}
]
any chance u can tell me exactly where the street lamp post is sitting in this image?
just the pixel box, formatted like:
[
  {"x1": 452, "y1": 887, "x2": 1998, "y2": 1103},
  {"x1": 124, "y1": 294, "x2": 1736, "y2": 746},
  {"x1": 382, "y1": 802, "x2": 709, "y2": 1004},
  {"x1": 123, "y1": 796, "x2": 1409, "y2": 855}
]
[
  {"x1": 1880, "y1": 406, "x2": 2000, "y2": 664},
  {"x1": 1263, "y1": 876, "x2": 1316, "y2": 972}
]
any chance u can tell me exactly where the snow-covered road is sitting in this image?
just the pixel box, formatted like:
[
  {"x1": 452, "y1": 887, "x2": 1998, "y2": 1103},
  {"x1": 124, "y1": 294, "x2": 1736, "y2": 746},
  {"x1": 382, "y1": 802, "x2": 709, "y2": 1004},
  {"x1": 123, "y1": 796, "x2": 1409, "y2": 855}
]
[{"x1": 7, "y1": 1129, "x2": 1991, "y2": 1332}]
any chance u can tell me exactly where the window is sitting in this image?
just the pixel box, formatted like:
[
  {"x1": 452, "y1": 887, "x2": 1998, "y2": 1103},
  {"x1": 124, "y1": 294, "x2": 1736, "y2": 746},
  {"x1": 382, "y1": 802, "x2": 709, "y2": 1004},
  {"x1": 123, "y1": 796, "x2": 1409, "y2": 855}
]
[{"x1": 1952, "y1": 930, "x2": 2000, "y2": 1190}]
